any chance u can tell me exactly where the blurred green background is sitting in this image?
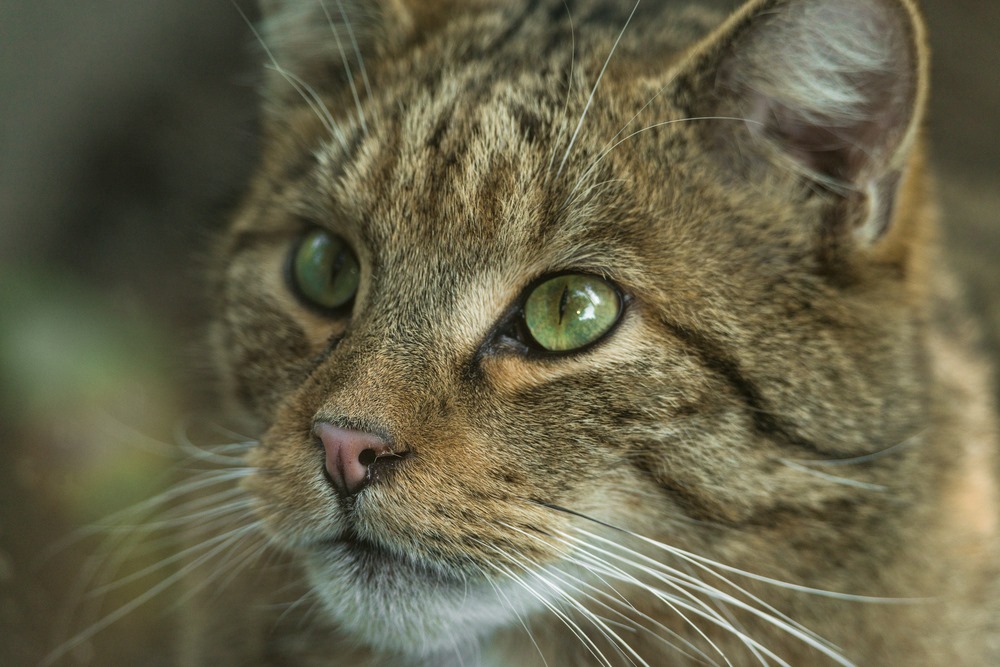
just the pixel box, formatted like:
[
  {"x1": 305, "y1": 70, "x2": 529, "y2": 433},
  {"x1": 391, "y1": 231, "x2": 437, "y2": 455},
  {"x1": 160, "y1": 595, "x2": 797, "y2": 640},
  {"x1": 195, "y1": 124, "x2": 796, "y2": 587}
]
[{"x1": 1, "y1": 1, "x2": 997, "y2": 665}]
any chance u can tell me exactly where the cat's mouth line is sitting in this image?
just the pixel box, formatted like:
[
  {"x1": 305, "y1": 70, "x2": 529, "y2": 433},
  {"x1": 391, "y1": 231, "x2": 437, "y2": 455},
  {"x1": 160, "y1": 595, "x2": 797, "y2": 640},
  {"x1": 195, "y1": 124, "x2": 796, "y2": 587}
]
[{"x1": 315, "y1": 529, "x2": 473, "y2": 585}]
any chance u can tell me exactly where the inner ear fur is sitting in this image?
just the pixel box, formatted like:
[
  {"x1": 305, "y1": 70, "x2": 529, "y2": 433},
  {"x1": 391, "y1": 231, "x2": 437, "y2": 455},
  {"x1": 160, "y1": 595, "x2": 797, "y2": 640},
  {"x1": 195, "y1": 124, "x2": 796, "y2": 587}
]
[{"x1": 673, "y1": 0, "x2": 928, "y2": 244}]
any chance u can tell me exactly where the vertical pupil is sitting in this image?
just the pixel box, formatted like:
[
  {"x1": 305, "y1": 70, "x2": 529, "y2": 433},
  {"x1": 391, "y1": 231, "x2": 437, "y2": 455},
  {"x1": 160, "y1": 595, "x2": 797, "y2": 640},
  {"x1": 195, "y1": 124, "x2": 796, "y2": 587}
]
[
  {"x1": 293, "y1": 230, "x2": 359, "y2": 309},
  {"x1": 557, "y1": 285, "x2": 570, "y2": 325}
]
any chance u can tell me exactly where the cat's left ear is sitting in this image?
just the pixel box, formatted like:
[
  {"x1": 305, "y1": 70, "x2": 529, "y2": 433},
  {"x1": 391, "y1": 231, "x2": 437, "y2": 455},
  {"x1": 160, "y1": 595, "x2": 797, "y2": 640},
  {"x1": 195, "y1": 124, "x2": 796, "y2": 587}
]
[{"x1": 673, "y1": 0, "x2": 928, "y2": 243}]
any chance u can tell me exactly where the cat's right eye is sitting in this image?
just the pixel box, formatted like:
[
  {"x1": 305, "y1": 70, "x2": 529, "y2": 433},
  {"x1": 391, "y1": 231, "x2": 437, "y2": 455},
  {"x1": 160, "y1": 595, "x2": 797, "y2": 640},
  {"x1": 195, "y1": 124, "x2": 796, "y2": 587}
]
[{"x1": 290, "y1": 229, "x2": 360, "y2": 310}]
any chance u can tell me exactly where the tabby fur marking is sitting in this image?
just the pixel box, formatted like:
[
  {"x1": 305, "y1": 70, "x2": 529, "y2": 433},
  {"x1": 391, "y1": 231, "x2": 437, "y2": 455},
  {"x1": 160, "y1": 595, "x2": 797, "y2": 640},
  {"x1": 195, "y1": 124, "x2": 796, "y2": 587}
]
[{"x1": 179, "y1": 0, "x2": 1000, "y2": 664}]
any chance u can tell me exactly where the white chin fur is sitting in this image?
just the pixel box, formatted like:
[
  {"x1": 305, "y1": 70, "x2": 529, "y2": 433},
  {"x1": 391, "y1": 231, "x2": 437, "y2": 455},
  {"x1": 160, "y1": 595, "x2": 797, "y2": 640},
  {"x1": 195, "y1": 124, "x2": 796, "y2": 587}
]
[{"x1": 305, "y1": 548, "x2": 549, "y2": 657}]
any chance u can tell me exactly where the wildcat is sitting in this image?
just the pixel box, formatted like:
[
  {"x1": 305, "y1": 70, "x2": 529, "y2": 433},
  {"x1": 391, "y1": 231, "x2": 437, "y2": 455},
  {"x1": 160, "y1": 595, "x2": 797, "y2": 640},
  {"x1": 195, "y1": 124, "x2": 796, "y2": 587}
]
[{"x1": 174, "y1": 0, "x2": 1000, "y2": 664}]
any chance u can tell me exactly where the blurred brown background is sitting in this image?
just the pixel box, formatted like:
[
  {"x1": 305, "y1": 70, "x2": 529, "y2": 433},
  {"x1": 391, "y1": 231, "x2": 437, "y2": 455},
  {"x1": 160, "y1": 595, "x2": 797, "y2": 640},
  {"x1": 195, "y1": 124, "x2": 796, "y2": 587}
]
[{"x1": 1, "y1": 1, "x2": 997, "y2": 665}]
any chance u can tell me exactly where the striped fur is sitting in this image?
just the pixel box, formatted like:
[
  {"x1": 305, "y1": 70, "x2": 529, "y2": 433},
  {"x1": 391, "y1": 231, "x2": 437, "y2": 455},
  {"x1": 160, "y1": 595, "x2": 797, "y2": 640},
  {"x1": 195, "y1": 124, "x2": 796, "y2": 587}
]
[{"x1": 181, "y1": 1, "x2": 1000, "y2": 664}]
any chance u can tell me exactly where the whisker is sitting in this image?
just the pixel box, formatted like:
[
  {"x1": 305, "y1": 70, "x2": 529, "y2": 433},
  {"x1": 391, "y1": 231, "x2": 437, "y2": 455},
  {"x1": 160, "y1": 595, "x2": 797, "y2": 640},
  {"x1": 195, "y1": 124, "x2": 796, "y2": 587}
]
[
  {"x1": 561, "y1": 532, "x2": 798, "y2": 666},
  {"x1": 563, "y1": 544, "x2": 734, "y2": 667},
  {"x1": 779, "y1": 459, "x2": 889, "y2": 492},
  {"x1": 788, "y1": 431, "x2": 924, "y2": 467},
  {"x1": 546, "y1": 0, "x2": 576, "y2": 175},
  {"x1": 547, "y1": 557, "x2": 722, "y2": 667},
  {"x1": 494, "y1": 545, "x2": 651, "y2": 667},
  {"x1": 564, "y1": 116, "x2": 763, "y2": 207},
  {"x1": 556, "y1": 0, "x2": 643, "y2": 178},
  {"x1": 478, "y1": 563, "x2": 551, "y2": 667},
  {"x1": 498, "y1": 521, "x2": 724, "y2": 666},
  {"x1": 86, "y1": 509, "x2": 259, "y2": 598},
  {"x1": 265, "y1": 65, "x2": 351, "y2": 150},
  {"x1": 173, "y1": 525, "x2": 271, "y2": 610},
  {"x1": 567, "y1": 527, "x2": 848, "y2": 649},
  {"x1": 336, "y1": 0, "x2": 377, "y2": 127},
  {"x1": 42, "y1": 519, "x2": 264, "y2": 667},
  {"x1": 173, "y1": 422, "x2": 255, "y2": 465},
  {"x1": 560, "y1": 541, "x2": 794, "y2": 667},
  {"x1": 545, "y1": 505, "x2": 910, "y2": 603},
  {"x1": 175, "y1": 414, "x2": 256, "y2": 444},
  {"x1": 231, "y1": 0, "x2": 350, "y2": 151},
  {"x1": 472, "y1": 539, "x2": 615, "y2": 667},
  {"x1": 319, "y1": 0, "x2": 367, "y2": 134}
]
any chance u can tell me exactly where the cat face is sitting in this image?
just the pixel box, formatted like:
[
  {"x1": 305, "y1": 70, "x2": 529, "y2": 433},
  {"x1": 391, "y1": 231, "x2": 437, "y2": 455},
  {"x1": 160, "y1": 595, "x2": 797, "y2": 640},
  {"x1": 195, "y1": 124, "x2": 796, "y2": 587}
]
[{"x1": 212, "y1": 0, "x2": 930, "y2": 659}]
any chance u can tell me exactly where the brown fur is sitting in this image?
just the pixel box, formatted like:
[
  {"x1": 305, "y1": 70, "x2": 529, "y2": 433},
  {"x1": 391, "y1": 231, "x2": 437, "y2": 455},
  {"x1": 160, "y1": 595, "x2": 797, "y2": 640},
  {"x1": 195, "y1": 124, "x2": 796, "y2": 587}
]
[{"x1": 182, "y1": 0, "x2": 999, "y2": 664}]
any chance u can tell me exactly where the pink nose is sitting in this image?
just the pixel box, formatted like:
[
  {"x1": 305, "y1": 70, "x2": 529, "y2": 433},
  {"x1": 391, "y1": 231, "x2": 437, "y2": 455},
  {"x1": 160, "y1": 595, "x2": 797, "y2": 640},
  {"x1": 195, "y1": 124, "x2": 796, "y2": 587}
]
[{"x1": 313, "y1": 423, "x2": 392, "y2": 495}]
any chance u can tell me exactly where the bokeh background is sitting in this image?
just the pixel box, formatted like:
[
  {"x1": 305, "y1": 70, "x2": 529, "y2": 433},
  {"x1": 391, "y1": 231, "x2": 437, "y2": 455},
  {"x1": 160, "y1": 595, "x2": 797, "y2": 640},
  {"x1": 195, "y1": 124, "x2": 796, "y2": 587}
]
[{"x1": 1, "y1": 1, "x2": 997, "y2": 664}]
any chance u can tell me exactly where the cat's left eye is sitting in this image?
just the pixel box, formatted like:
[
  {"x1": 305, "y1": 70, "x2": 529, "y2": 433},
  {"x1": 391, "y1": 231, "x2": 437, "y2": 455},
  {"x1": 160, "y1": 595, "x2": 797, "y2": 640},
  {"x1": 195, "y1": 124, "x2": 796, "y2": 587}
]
[
  {"x1": 522, "y1": 274, "x2": 622, "y2": 352},
  {"x1": 290, "y1": 229, "x2": 360, "y2": 310}
]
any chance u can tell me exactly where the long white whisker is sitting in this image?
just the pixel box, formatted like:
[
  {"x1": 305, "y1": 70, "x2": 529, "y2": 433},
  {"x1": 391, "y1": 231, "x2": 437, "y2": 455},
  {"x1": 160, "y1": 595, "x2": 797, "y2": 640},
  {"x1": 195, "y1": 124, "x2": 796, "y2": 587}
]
[
  {"x1": 568, "y1": 535, "x2": 796, "y2": 667},
  {"x1": 176, "y1": 415, "x2": 256, "y2": 444},
  {"x1": 556, "y1": 0, "x2": 642, "y2": 178},
  {"x1": 558, "y1": 516, "x2": 910, "y2": 604},
  {"x1": 494, "y1": 544, "x2": 651, "y2": 667},
  {"x1": 492, "y1": 560, "x2": 613, "y2": 666},
  {"x1": 174, "y1": 430, "x2": 254, "y2": 465},
  {"x1": 681, "y1": 558, "x2": 772, "y2": 667},
  {"x1": 562, "y1": 530, "x2": 859, "y2": 666},
  {"x1": 42, "y1": 520, "x2": 264, "y2": 667},
  {"x1": 568, "y1": 530, "x2": 833, "y2": 650},
  {"x1": 473, "y1": 539, "x2": 614, "y2": 667},
  {"x1": 478, "y1": 563, "x2": 551, "y2": 667},
  {"x1": 547, "y1": 557, "x2": 722, "y2": 667},
  {"x1": 547, "y1": 0, "x2": 576, "y2": 175},
  {"x1": 566, "y1": 543, "x2": 795, "y2": 667},
  {"x1": 231, "y1": 0, "x2": 349, "y2": 150},
  {"x1": 173, "y1": 526, "x2": 271, "y2": 610},
  {"x1": 565, "y1": 544, "x2": 734, "y2": 667},
  {"x1": 779, "y1": 459, "x2": 889, "y2": 492},
  {"x1": 86, "y1": 511, "x2": 260, "y2": 597},
  {"x1": 41, "y1": 468, "x2": 253, "y2": 563},
  {"x1": 336, "y1": 0, "x2": 377, "y2": 127},
  {"x1": 564, "y1": 116, "x2": 763, "y2": 207},
  {"x1": 266, "y1": 65, "x2": 351, "y2": 151},
  {"x1": 498, "y1": 521, "x2": 724, "y2": 666},
  {"x1": 788, "y1": 431, "x2": 924, "y2": 467},
  {"x1": 319, "y1": 0, "x2": 367, "y2": 134}
]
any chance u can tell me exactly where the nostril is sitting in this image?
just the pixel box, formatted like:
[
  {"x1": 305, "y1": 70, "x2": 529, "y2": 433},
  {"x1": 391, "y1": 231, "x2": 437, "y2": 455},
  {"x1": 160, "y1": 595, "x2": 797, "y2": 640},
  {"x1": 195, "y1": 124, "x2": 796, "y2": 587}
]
[{"x1": 313, "y1": 422, "x2": 394, "y2": 495}]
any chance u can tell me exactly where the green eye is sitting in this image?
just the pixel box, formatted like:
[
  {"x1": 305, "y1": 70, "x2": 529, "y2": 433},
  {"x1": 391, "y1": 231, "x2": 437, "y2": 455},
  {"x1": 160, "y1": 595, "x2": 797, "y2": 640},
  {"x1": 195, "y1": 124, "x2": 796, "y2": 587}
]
[
  {"x1": 291, "y1": 229, "x2": 360, "y2": 309},
  {"x1": 523, "y1": 274, "x2": 622, "y2": 352}
]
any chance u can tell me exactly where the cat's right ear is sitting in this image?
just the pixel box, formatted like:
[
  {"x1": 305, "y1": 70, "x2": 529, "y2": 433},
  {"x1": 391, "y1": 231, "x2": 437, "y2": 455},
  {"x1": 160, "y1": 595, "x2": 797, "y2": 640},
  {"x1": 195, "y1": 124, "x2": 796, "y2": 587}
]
[
  {"x1": 670, "y1": 0, "x2": 928, "y2": 245},
  {"x1": 255, "y1": 0, "x2": 414, "y2": 109}
]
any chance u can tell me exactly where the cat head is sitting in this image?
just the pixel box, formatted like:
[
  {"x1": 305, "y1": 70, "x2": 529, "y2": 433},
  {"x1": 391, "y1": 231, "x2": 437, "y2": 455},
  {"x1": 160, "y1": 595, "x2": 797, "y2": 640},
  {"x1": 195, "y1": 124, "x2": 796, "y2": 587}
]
[{"x1": 212, "y1": 0, "x2": 930, "y2": 658}]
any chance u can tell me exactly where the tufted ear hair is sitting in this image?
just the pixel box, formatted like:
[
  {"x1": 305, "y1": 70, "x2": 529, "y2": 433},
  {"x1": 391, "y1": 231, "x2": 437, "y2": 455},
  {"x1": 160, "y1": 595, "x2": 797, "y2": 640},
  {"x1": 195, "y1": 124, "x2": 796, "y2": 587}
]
[
  {"x1": 254, "y1": 0, "x2": 413, "y2": 111},
  {"x1": 674, "y1": 0, "x2": 928, "y2": 243}
]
